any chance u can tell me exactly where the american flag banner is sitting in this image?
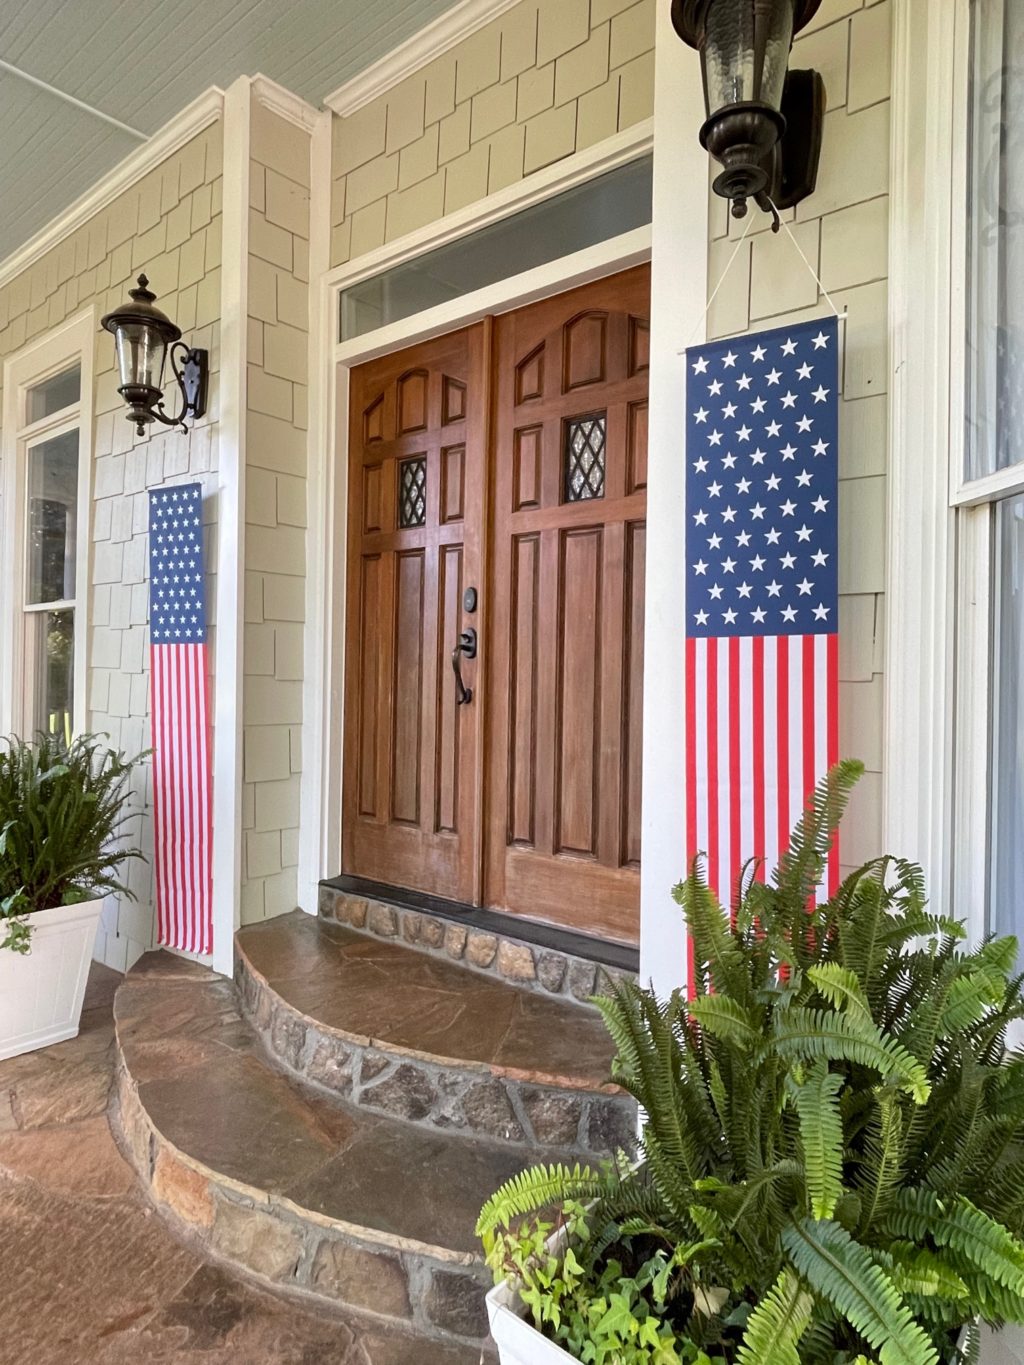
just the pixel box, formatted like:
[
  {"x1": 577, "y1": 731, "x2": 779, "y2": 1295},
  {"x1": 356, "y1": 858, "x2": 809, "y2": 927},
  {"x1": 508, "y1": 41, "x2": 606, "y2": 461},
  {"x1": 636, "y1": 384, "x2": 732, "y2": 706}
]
[
  {"x1": 685, "y1": 317, "x2": 840, "y2": 925},
  {"x1": 148, "y1": 482, "x2": 213, "y2": 955}
]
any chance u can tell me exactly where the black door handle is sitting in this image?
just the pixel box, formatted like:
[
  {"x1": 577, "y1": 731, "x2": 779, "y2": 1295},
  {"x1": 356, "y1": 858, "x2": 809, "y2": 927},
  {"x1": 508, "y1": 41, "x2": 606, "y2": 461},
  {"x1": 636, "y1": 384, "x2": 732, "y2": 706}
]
[{"x1": 452, "y1": 628, "x2": 477, "y2": 705}]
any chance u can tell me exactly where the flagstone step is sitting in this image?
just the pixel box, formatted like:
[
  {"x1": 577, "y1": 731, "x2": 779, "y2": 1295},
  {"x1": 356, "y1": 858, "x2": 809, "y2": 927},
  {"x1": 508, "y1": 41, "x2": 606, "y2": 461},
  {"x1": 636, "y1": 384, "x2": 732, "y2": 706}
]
[
  {"x1": 235, "y1": 910, "x2": 636, "y2": 1157},
  {"x1": 113, "y1": 952, "x2": 567, "y2": 1349}
]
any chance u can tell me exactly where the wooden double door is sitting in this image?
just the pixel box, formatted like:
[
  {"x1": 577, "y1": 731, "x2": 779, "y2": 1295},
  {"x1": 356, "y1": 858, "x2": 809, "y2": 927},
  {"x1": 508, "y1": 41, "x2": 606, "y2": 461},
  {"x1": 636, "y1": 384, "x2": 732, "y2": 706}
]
[{"x1": 342, "y1": 267, "x2": 649, "y2": 944}]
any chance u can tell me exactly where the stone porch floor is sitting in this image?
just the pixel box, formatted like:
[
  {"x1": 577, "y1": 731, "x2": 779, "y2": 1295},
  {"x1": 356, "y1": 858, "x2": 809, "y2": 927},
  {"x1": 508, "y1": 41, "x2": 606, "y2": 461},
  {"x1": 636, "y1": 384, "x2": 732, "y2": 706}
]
[{"x1": 0, "y1": 963, "x2": 485, "y2": 1364}]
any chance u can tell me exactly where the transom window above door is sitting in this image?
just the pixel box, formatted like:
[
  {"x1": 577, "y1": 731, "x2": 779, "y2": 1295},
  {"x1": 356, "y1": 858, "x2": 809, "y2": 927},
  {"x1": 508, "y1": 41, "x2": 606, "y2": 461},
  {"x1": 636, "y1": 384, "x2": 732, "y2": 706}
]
[{"x1": 338, "y1": 156, "x2": 653, "y2": 343}]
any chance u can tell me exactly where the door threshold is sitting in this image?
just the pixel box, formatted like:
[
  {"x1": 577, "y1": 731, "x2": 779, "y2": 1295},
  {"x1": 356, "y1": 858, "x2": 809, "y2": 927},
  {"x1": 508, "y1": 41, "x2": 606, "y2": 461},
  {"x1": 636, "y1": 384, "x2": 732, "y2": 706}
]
[{"x1": 321, "y1": 874, "x2": 639, "y2": 974}]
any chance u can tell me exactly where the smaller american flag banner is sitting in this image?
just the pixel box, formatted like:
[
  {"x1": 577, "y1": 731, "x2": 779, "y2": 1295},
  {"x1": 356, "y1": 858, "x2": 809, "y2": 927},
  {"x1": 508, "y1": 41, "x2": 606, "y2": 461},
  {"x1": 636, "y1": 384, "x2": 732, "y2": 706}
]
[
  {"x1": 149, "y1": 483, "x2": 213, "y2": 955},
  {"x1": 685, "y1": 316, "x2": 840, "y2": 925}
]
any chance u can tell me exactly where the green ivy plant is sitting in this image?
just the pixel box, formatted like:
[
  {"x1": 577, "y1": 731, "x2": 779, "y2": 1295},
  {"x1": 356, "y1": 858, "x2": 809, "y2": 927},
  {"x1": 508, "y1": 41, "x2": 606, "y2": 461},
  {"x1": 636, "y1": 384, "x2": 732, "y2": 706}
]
[
  {"x1": 0, "y1": 733, "x2": 144, "y2": 953},
  {"x1": 478, "y1": 760, "x2": 1024, "y2": 1365}
]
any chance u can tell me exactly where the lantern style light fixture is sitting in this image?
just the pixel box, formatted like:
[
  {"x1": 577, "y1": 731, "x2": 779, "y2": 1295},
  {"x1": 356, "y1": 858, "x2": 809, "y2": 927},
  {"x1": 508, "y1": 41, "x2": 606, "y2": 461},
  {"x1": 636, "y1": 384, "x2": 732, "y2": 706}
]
[
  {"x1": 101, "y1": 275, "x2": 208, "y2": 437},
  {"x1": 672, "y1": 0, "x2": 827, "y2": 220}
]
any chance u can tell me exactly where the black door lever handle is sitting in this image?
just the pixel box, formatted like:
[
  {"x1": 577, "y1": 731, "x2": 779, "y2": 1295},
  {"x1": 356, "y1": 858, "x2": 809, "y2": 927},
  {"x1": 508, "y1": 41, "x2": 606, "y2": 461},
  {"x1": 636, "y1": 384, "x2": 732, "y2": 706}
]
[{"x1": 451, "y1": 628, "x2": 477, "y2": 705}]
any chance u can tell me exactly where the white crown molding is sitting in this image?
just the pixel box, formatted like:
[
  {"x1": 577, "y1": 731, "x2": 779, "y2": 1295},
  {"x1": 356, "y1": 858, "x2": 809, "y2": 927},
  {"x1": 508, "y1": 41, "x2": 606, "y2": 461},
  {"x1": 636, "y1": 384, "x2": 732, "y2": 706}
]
[
  {"x1": 324, "y1": 0, "x2": 521, "y2": 117},
  {"x1": 0, "y1": 86, "x2": 225, "y2": 292},
  {"x1": 251, "y1": 73, "x2": 321, "y2": 133}
]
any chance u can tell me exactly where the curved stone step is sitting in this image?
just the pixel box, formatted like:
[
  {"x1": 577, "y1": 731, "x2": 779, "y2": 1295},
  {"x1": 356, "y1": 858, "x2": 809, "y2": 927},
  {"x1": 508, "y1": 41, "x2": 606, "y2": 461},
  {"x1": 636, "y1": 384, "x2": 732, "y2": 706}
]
[
  {"x1": 235, "y1": 910, "x2": 636, "y2": 1157},
  {"x1": 113, "y1": 952, "x2": 566, "y2": 1348}
]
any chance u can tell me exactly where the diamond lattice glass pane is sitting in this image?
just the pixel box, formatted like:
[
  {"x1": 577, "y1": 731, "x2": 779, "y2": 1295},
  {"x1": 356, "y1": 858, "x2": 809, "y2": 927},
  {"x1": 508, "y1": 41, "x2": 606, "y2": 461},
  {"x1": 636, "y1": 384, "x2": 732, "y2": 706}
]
[
  {"x1": 399, "y1": 456, "x2": 427, "y2": 527},
  {"x1": 564, "y1": 415, "x2": 607, "y2": 502}
]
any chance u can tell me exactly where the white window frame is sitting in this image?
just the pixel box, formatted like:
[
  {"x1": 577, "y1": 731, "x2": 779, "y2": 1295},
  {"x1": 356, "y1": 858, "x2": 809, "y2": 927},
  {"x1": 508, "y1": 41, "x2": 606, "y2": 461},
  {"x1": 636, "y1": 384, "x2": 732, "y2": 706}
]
[
  {"x1": 0, "y1": 310, "x2": 96, "y2": 738},
  {"x1": 887, "y1": 0, "x2": 1020, "y2": 947}
]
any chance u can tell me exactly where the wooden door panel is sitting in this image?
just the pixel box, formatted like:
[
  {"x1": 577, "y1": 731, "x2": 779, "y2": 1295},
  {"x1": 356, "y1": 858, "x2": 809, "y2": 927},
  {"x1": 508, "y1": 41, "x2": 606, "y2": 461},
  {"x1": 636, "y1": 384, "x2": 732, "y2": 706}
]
[
  {"x1": 556, "y1": 525, "x2": 602, "y2": 857},
  {"x1": 487, "y1": 266, "x2": 650, "y2": 944},
  {"x1": 342, "y1": 326, "x2": 487, "y2": 903}
]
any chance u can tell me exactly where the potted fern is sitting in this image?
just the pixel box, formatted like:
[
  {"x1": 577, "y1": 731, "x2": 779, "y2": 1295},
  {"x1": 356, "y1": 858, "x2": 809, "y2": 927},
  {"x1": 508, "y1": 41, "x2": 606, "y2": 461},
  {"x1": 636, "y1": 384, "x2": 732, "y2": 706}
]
[
  {"x1": 479, "y1": 762, "x2": 1024, "y2": 1364},
  {"x1": 0, "y1": 733, "x2": 143, "y2": 1060}
]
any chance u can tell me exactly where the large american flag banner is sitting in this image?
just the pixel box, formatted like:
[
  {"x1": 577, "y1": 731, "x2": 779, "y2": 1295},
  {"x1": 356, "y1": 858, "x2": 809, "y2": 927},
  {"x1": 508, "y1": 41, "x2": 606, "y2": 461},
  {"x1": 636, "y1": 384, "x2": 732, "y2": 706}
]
[
  {"x1": 685, "y1": 317, "x2": 840, "y2": 922},
  {"x1": 149, "y1": 483, "x2": 213, "y2": 955}
]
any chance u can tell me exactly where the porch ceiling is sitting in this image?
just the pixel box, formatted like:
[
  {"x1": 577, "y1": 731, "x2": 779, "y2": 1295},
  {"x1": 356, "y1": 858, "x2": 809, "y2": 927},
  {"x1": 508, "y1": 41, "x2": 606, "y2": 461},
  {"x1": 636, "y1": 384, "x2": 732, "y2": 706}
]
[{"x1": 0, "y1": 0, "x2": 460, "y2": 264}]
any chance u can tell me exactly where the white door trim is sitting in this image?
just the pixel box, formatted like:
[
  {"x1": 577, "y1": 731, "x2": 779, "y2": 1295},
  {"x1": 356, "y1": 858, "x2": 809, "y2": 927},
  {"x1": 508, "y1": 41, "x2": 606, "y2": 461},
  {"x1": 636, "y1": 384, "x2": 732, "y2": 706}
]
[
  {"x1": 297, "y1": 135, "x2": 656, "y2": 915},
  {"x1": 210, "y1": 76, "x2": 252, "y2": 977}
]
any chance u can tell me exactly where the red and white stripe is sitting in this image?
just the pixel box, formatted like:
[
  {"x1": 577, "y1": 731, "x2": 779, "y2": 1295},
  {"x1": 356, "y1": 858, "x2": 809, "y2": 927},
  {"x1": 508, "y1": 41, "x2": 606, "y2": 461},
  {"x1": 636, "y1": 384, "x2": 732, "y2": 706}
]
[
  {"x1": 685, "y1": 633, "x2": 839, "y2": 929},
  {"x1": 150, "y1": 642, "x2": 213, "y2": 955}
]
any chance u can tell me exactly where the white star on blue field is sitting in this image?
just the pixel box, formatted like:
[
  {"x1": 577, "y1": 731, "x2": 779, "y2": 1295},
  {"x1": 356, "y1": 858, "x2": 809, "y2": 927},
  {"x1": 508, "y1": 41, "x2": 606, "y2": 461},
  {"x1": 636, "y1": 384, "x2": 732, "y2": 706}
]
[{"x1": 685, "y1": 319, "x2": 840, "y2": 639}]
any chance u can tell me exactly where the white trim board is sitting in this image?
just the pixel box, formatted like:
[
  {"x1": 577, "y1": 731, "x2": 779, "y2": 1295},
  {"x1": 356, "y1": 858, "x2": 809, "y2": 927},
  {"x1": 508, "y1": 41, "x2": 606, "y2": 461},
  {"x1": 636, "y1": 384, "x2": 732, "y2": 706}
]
[
  {"x1": 334, "y1": 226, "x2": 651, "y2": 363},
  {"x1": 883, "y1": 0, "x2": 960, "y2": 914},
  {"x1": 210, "y1": 75, "x2": 251, "y2": 979},
  {"x1": 324, "y1": 0, "x2": 522, "y2": 116},
  {"x1": 298, "y1": 106, "x2": 337, "y2": 916},
  {"x1": 251, "y1": 74, "x2": 322, "y2": 133},
  {"x1": 0, "y1": 87, "x2": 225, "y2": 293}
]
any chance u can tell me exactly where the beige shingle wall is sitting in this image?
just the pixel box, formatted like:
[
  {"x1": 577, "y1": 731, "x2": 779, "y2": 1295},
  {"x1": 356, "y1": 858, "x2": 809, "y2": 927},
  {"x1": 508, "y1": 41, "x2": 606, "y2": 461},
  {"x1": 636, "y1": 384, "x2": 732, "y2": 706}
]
[
  {"x1": 329, "y1": 0, "x2": 655, "y2": 268},
  {"x1": 241, "y1": 99, "x2": 312, "y2": 926},
  {"x1": 705, "y1": 0, "x2": 891, "y2": 872},
  {"x1": 0, "y1": 122, "x2": 225, "y2": 971}
]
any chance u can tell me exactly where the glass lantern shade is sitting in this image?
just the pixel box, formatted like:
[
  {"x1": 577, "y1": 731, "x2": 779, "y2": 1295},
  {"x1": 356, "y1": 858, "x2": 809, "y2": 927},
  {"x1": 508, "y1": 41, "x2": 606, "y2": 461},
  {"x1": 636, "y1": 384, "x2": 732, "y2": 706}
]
[
  {"x1": 703, "y1": 0, "x2": 796, "y2": 115},
  {"x1": 101, "y1": 274, "x2": 182, "y2": 432},
  {"x1": 672, "y1": 0, "x2": 821, "y2": 217},
  {"x1": 112, "y1": 319, "x2": 168, "y2": 398}
]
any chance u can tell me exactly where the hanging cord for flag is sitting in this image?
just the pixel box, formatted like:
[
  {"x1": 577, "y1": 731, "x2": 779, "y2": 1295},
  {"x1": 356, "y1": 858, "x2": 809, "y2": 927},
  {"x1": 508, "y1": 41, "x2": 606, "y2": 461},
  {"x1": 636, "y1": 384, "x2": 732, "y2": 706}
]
[
  {"x1": 682, "y1": 208, "x2": 759, "y2": 350},
  {"x1": 680, "y1": 195, "x2": 846, "y2": 354},
  {"x1": 762, "y1": 194, "x2": 846, "y2": 322}
]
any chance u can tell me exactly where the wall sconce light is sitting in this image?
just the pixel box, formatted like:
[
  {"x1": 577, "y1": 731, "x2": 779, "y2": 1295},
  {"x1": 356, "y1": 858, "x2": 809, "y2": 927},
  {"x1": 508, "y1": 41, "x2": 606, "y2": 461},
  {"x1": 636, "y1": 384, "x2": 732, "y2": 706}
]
[
  {"x1": 671, "y1": 0, "x2": 827, "y2": 221},
  {"x1": 101, "y1": 275, "x2": 208, "y2": 437}
]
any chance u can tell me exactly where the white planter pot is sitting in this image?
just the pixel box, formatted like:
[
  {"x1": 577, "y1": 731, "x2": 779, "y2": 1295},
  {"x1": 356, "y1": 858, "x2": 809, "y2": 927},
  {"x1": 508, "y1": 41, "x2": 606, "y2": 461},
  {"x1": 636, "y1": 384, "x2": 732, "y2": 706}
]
[
  {"x1": 487, "y1": 1224, "x2": 576, "y2": 1365},
  {"x1": 0, "y1": 899, "x2": 104, "y2": 1060}
]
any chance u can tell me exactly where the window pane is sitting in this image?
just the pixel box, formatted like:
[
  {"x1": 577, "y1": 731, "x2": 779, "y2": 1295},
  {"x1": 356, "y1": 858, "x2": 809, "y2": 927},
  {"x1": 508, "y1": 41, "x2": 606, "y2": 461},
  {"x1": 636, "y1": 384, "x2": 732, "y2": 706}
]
[
  {"x1": 26, "y1": 608, "x2": 74, "y2": 741},
  {"x1": 26, "y1": 429, "x2": 79, "y2": 604},
  {"x1": 965, "y1": 0, "x2": 1024, "y2": 480},
  {"x1": 564, "y1": 414, "x2": 607, "y2": 502},
  {"x1": 398, "y1": 456, "x2": 427, "y2": 528},
  {"x1": 339, "y1": 156, "x2": 653, "y2": 342},
  {"x1": 25, "y1": 365, "x2": 81, "y2": 424},
  {"x1": 992, "y1": 495, "x2": 1024, "y2": 949}
]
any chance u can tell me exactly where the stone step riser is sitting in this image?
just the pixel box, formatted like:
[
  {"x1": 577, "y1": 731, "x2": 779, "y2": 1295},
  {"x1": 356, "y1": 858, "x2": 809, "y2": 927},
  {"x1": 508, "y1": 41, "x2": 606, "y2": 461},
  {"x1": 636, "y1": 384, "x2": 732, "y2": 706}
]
[
  {"x1": 115, "y1": 1060, "x2": 493, "y2": 1346},
  {"x1": 319, "y1": 888, "x2": 637, "y2": 1012},
  {"x1": 236, "y1": 948, "x2": 637, "y2": 1159}
]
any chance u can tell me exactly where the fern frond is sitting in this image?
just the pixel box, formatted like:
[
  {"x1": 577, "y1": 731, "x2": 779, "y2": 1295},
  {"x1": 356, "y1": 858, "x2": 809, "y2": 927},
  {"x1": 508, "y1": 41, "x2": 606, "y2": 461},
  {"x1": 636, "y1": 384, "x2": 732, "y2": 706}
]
[
  {"x1": 786, "y1": 1059, "x2": 844, "y2": 1219},
  {"x1": 809, "y1": 963, "x2": 872, "y2": 1019},
  {"x1": 674, "y1": 867, "x2": 752, "y2": 1006},
  {"x1": 884, "y1": 1189, "x2": 1024, "y2": 1294},
  {"x1": 773, "y1": 759, "x2": 863, "y2": 912},
  {"x1": 771, "y1": 1007, "x2": 931, "y2": 1104},
  {"x1": 782, "y1": 1218, "x2": 940, "y2": 1365},
  {"x1": 735, "y1": 1268, "x2": 813, "y2": 1365},
  {"x1": 475, "y1": 1163, "x2": 618, "y2": 1243},
  {"x1": 689, "y1": 993, "x2": 762, "y2": 1049}
]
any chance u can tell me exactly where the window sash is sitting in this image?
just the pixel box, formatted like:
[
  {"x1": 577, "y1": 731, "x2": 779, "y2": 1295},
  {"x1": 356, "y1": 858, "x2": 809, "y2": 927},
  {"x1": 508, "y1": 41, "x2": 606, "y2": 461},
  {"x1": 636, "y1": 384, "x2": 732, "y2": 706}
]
[{"x1": 0, "y1": 313, "x2": 95, "y2": 739}]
